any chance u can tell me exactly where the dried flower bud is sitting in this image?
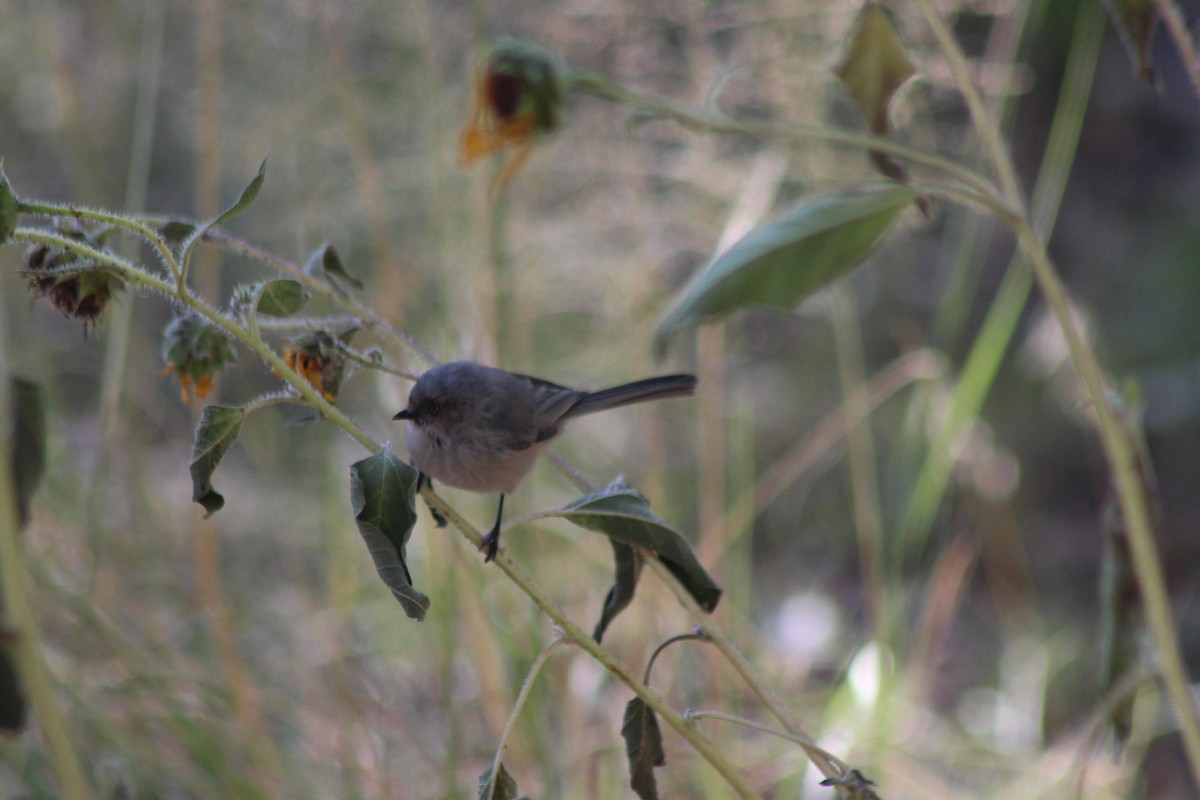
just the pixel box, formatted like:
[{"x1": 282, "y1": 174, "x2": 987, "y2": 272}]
[
  {"x1": 276, "y1": 329, "x2": 355, "y2": 402},
  {"x1": 460, "y1": 38, "x2": 565, "y2": 192},
  {"x1": 160, "y1": 312, "x2": 237, "y2": 405},
  {"x1": 25, "y1": 223, "x2": 122, "y2": 331}
]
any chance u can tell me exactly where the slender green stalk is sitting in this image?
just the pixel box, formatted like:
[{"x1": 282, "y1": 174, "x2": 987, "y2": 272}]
[
  {"x1": 685, "y1": 710, "x2": 842, "y2": 757},
  {"x1": 640, "y1": 556, "x2": 848, "y2": 786},
  {"x1": 484, "y1": 637, "x2": 568, "y2": 800},
  {"x1": 831, "y1": 288, "x2": 887, "y2": 654},
  {"x1": 567, "y1": 71, "x2": 1006, "y2": 204},
  {"x1": 1152, "y1": 0, "x2": 1200, "y2": 97},
  {"x1": 914, "y1": 0, "x2": 1200, "y2": 788},
  {"x1": 899, "y1": 0, "x2": 1104, "y2": 553}
]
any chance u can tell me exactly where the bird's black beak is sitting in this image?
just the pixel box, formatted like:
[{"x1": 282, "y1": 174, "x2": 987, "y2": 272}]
[{"x1": 393, "y1": 409, "x2": 412, "y2": 421}]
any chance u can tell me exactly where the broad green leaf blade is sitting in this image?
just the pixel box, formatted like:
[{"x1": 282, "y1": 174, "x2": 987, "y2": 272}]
[
  {"x1": 213, "y1": 157, "x2": 268, "y2": 227},
  {"x1": 593, "y1": 540, "x2": 641, "y2": 643},
  {"x1": 349, "y1": 449, "x2": 427, "y2": 620},
  {"x1": 9, "y1": 378, "x2": 46, "y2": 529},
  {"x1": 255, "y1": 279, "x2": 309, "y2": 317},
  {"x1": 0, "y1": 160, "x2": 17, "y2": 245},
  {"x1": 622, "y1": 697, "x2": 666, "y2": 800},
  {"x1": 304, "y1": 242, "x2": 363, "y2": 290},
  {"x1": 835, "y1": 3, "x2": 915, "y2": 136},
  {"x1": 554, "y1": 479, "x2": 721, "y2": 613},
  {"x1": 478, "y1": 763, "x2": 519, "y2": 800},
  {"x1": 655, "y1": 187, "x2": 913, "y2": 354},
  {"x1": 189, "y1": 405, "x2": 247, "y2": 517}
]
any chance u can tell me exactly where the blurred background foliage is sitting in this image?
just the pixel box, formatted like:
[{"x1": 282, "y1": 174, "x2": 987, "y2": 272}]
[{"x1": 2, "y1": 0, "x2": 1200, "y2": 797}]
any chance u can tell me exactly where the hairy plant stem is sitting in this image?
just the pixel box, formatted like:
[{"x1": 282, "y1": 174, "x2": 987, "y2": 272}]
[
  {"x1": 915, "y1": 0, "x2": 1200, "y2": 788},
  {"x1": 12, "y1": 210, "x2": 772, "y2": 799}
]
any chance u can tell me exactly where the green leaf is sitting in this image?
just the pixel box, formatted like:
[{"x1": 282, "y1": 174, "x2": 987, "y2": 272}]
[
  {"x1": 655, "y1": 187, "x2": 913, "y2": 354},
  {"x1": 9, "y1": 378, "x2": 46, "y2": 529},
  {"x1": 304, "y1": 242, "x2": 363, "y2": 290},
  {"x1": 255, "y1": 279, "x2": 309, "y2": 317},
  {"x1": 835, "y1": 4, "x2": 915, "y2": 137},
  {"x1": 0, "y1": 160, "x2": 17, "y2": 245},
  {"x1": 349, "y1": 449, "x2": 428, "y2": 620},
  {"x1": 214, "y1": 157, "x2": 268, "y2": 228},
  {"x1": 835, "y1": 4, "x2": 918, "y2": 186},
  {"x1": 622, "y1": 697, "x2": 666, "y2": 800},
  {"x1": 554, "y1": 479, "x2": 721, "y2": 613},
  {"x1": 179, "y1": 159, "x2": 267, "y2": 262},
  {"x1": 593, "y1": 540, "x2": 641, "y2": 643},
  {"x1": 478, "y1": 763, "x2": 520, "y2": 800},
  {"x1": 158, "y1": 220, "x2": 198, "y2": 244},
  {"x1": 189, "y1": 405, "x2": 247, "y2": 517}
]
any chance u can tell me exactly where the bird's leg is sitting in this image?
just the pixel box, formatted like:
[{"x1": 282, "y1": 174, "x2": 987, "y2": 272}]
[
  {"x1": 480, "y1": 494, "x2": 505, "y2": 563},
  {"x1": 415, "y1": 472, "x2": 448, "y2": 528}
]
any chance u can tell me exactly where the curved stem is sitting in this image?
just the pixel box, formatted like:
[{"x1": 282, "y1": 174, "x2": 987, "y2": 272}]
[
  {"x1": 567, "y1": 71, "x2": 1002, "y2": 202},
  {"x1": 914, "y1": 0, "x2": 1200, "y2": 788},
  {"x1": 18, "y1": 199, "x2": 180, "y2": 284},
  {"x1": 641, "y1": 556, "x2": 847, "y2": 783},
  {"x1": 415, "y1": 485, "x2": 764, "y2": 800},
  {"x1": 484, "y1": 637, "x2": 569, "y2": 800},
  {"x1": 14, "y1": 228, "x2": 380, "y2": 455}
]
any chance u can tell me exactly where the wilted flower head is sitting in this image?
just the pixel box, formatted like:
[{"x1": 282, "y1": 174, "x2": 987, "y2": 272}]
[
  {"x1": 460, "y1": 38, "x2": 565, "y2": 193},
  {"x1": 277, "y1": 330, "x2": 354, "y2": 403},
  {"x1": 25, "y1": 222, "x2": 122, "y2": 332},
  {"x1": 160, "y1": 312, "x2": 236, "y2": 405}
]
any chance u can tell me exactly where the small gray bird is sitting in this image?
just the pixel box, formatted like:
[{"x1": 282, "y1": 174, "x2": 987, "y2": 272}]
[{"x1": 394, "y1": 361, "x2": 697, "y2": 562}]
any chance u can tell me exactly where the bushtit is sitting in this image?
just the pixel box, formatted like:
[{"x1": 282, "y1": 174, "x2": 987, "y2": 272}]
[{"x1": 394, "y1": 361, "x2": 697, "y2": 562}]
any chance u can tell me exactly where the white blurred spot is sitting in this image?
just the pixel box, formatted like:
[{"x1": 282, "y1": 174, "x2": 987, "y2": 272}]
[{"x1": 772, "y1": 590, "x2": 840, "y2": 664}]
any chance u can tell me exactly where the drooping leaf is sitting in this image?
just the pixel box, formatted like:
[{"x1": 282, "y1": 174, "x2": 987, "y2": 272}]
[
  {"x1": 189, "y1": 405, "x2": 247, "y2": 517},
  {"x1": 622, "y1": 697, "x2": 666, "y2": 800},
  {"x1": 478, "y1": 763, "x2": 520, "y2": 800},
  {"x1": 255, "y1": 279, "x2": 309, "y2": 317},
  {"x1": 593, "y1": 540, "x2": 642, "y2": 643},
  {"x1": 655, "y1": 187, "x2": 913, "y2": 354},
  {"x1": 836, "y1": 4, "x2": 914, "y2": 138},
  {"x1": 0, "y1": 160, "x2": 17, "y2": 245},
  {"x1": 553, "y1": 479, "x2": 721, "y2": 613},
  {"x1": 349, "y1": 449, "x2": 428, "y2": 620},
  {"x1": 835, "y1": 4, "x2": 918, "y2": 186},
  {"x1": 304, "y1": 242, "x2": 363, "y2": 290},
  {"x1": 9, "y1": 378, "x2": 46, "y2": 529},
  {"x1": 1103, "y1": 0, "x2": 1159, "y2": 86}
]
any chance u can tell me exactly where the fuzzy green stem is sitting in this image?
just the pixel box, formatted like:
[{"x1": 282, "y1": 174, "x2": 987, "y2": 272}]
[{"x1": 18, "y1": 200, "x2": 181, "y2": 284}]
